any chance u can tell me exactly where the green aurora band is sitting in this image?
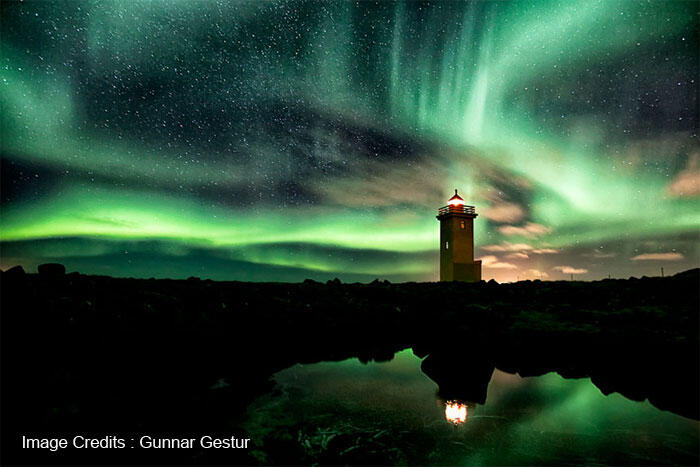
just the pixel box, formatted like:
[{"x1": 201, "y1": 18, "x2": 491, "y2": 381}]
[{"x1": 1, "y1": 0, "x2": 698, "y2": 281}]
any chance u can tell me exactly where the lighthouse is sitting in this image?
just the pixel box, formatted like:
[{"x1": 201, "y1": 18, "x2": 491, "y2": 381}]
[{"x1": 436, "y1": 190, "x2": 482, "y2": 282}]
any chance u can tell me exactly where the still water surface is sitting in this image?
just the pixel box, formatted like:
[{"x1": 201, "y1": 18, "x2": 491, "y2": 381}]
[{"x1": 243, "y1": 349, "x2": 698, "y2": 465}]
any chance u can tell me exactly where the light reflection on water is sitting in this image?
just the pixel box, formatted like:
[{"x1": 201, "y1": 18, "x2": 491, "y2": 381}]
[
  {"x1": 444, "y1": 401, "x2": 467, "y2": 425},
  {"x1": 243, "y1": 349, "x2": 699, "y2": 465}
]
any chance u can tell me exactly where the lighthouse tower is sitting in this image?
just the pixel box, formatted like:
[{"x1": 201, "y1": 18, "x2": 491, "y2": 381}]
[{"x1": 436, "y1": 190, "x2": 482, "y2": 282}]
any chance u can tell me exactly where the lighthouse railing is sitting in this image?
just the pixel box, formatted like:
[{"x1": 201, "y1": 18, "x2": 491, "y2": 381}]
[{"x1": 438, "y1": 205, "x2": 476, "y2": 216}]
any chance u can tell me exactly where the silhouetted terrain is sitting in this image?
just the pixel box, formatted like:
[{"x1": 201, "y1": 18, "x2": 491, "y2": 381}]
[{"x1": 1, "y1": 265, "x2": 698, "y2": 465}]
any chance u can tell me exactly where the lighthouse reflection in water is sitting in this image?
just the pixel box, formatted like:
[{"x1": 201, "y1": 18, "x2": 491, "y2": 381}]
[{"x1": 444, "y1": 401, "x2": 468, "y2": 425}]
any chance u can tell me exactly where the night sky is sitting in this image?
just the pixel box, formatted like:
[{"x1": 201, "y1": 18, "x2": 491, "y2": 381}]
[{"x1": 1, "y1": 0, "x2": 698, "y2": 282}]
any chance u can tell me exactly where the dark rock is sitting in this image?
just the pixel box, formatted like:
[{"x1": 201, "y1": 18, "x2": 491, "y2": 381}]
[
  {"x1": 422, "y1": 351, "x2": 495, "y2": 404},
  {"x1": 412, "y1": 346, "x2": 430, "y2": 358},
  {"x1": 674, "y1": 268, "x2": 699, "y2": 279},
  {"x1": 37, "y1": 263, "x2": 66, "y2": 277},
  {"x1": 0, "y1": 264, "x2": 698, "y2": 467},
  {"x1": 3, "y1": 265, "x2": 25, "y2": 279}
]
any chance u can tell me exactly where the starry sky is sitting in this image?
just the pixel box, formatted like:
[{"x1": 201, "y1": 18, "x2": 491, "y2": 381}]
[{"x1": 1, "y1": 0, "x2": 698, "y2": 282}]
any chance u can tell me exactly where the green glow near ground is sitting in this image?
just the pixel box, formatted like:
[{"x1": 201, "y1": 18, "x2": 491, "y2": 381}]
[{"x1": 1, "y1": 0, "x2": 697, "y2": 280}]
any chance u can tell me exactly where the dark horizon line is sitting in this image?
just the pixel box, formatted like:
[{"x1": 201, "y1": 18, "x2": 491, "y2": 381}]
[{"x1": 2, "y1": 263, "x2": 697, "y2": 285}]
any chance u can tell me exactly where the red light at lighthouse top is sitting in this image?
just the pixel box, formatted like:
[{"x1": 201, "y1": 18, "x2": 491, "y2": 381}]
[
  {"x1": 447, "y1": 189, "x2": 465, "y2": 206},
  {"x1": 437, "y1": 190, "x2": 476, "y2": 217}
]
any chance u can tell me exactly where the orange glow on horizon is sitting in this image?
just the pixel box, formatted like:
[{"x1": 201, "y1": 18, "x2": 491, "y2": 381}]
[{"x1": 445, "y1": 401, "x2": 467, "y2": 424}]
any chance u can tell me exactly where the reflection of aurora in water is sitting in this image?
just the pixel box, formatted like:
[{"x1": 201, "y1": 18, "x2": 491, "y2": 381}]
[
  {"x1": 243, "y1": 350, "x2": 699, "y2": 465},
  {"x1": 1, "y1": 1, "x2": 698, "y2": 281}
]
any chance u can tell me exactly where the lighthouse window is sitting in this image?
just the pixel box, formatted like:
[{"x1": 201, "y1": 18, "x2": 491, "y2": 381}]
[
  {"x1": 445, "y1": 241, "x2": 449, "y2": 250},
  {"x1": 460, "y1": 221, "x2": 465, "y2": 229}
]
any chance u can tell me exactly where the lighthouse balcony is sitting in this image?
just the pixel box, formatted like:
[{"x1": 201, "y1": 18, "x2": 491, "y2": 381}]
[{"x1": 438, "y1": 204, "x2": 476, "y2": 216}]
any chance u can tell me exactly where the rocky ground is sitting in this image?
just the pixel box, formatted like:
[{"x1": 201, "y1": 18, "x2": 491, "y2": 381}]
[{"x1": 1, "y1": 265, "x2": 698, "y2": 465}]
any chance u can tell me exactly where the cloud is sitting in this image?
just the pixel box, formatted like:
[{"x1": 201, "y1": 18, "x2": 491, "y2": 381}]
[
  {"x1": 531, "y1": 248, "x2": 559, "y2": 254},
  {"x1": 668, "y1": 172, "x2": 700, "y2": 198},
  {"x1": 585, "y1": 249, "x2": 616, "y2": 258},
  {"x1": 481, "y1": 202, "x2": 526, "y2": 223},
  {"x1": 667, "y1": 153, "x2": 700, "y2": 198},
  {"x1": 553, "y1": 265, "x2": 588, "y2": 274},
  {"x1": 524, "y1": 268, "x2": 549, "y2": 279},
  {"x1": 482, "y1": 242, "x2": 533, "y2": 252},
  {"x1": 482, "y1": 242, "x2": 558, "y2": 254},
  {"x1": 315, "y1": 157, "x2": 446, "y2": 208},
  {"x1": 478, "y1": 255, "x2": 498, "y2": 264},
  {"x1": 478, "y1": 255, "x2": 518, "y2": 269},
  {"x1": 498, "y1": 222, "x2": 552, "y2": 237},
  {"x1": 631, "y1": 252, "x2": 684, "y2": 261},
  {"x1": 506, "y1": 252, "x2": 529, "y2": 259},
  {"x1": 481, "y1": 245, "x2": 508, "y2": 252}
]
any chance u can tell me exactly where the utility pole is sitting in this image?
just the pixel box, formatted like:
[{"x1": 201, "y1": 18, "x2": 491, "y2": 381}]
[
  {"x1": 661, "y1": 267, "x2": 664, "y2": 278},
  {"x1": 570, "y1": 273, "x2": 574, "y2": 281}
]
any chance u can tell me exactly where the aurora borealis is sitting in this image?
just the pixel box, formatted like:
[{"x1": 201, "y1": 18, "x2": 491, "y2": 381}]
[{"x1": 1, "y1": 0, "x2": 698, "y2": 282}]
